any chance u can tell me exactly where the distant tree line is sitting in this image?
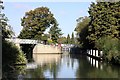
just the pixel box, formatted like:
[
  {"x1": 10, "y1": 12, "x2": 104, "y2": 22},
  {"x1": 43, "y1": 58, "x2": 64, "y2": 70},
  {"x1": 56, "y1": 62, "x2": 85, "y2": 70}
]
[
  {"x1": 75, "y1": 1, "x2": 120, "y2": 64},
  {"x1": 66, "y1": 32, "x2": 75, "y2": 44}
]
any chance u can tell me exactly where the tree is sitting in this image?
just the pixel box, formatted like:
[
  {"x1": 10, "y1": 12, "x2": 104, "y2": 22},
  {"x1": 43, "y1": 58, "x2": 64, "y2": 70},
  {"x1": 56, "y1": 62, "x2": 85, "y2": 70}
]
[
  {"x1": 0, "y1": 1, "x2": 14, "y2": 39},
  {"x1": 57, "y1": 36, "x2": 67, "y2": 44},
  {"x1": 75, "y1": 16, "x2": 90, "y2": 48},
  {"x1": 18, "y1": 7, "x2": 58, "y2": 61},
  {"x1": 18, "y1": 7, "x2": 57, "y2": 40},
  {"x1": 1, "y1": 1, "x2": 27, "y2": 78},
  {"x1": 71, "y1": 32, "x2": 75, "y2": 44},
  {"x1": 66, "y1": 34, "x2": 71, "y2": 44},
  {"x1": 87, "y1": 1, "x2": 120, "y2": 64},
  {"x1": 87, "y1": 2, "x2": 120, "y2": 46},
  {"x1": 49, "y1": 23, "x2": 63, "y2": 43}
]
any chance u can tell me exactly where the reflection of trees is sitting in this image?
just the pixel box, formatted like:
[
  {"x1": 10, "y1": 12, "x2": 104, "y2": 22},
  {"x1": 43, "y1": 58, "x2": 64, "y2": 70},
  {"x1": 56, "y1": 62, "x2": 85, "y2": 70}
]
[
  {"x1": 25, "y1": 61, "x2": 61, "y2": 79},
  {"x1": 25, "y1": 65, "x2": 47, "y2": 79},
  {"x1": 2, "y1": 66, "x2": 26, "y2": 80},
  {"x1": 87, "y1": 63, "x2": 119, "y2": 78},
  {"x1": 75, "y1": 55, "x2": 92, "y2": 78},
  {"x1": 75, "y1": 54, "x2": 120, "y2": 78},
  {"x1": 49, "y1": 62, "x2": 60, "y2": 79}
]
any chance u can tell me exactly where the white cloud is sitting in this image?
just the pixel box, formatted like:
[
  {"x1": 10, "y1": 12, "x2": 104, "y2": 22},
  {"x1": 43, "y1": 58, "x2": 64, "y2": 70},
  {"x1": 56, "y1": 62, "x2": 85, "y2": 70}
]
[{"x1": 13, "y1": 3, "x2": 30, "y2": 9}]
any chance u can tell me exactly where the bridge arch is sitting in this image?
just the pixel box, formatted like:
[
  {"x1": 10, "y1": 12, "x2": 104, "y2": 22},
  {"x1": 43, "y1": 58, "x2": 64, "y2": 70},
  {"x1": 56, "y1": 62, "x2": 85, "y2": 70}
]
[{"x1": 5, "y1": 38, "x2": 40, "y2": 62}]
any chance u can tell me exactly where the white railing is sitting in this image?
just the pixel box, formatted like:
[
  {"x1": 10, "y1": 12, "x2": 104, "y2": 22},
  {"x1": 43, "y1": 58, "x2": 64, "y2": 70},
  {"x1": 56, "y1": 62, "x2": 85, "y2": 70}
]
[{"x1": 5, "y1": 38, "x2": 39, "y2": 44}]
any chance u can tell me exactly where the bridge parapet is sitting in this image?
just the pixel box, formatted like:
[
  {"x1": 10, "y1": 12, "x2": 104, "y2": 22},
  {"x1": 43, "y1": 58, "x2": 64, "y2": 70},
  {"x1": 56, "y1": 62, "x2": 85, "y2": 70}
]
[{"x1": 5, "y1": 38, "x2": 39, "y2": 44}]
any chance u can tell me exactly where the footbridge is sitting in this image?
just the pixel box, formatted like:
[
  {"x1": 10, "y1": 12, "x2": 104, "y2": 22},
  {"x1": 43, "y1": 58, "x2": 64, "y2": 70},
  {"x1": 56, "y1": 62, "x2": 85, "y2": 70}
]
[
  {"x1": 5, "y1": 38, "x2": 39, "y2": 44},
  {"x1": 5, "y1": 38, "x2": 61, "y2": 53}
]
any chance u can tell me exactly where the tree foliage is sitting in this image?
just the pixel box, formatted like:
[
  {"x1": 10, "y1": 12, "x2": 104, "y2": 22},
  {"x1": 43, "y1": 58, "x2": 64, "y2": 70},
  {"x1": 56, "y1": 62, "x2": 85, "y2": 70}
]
[
  {"x1": 66, "y1": 34, "x2": 71, "y2": 44},
  {"x1": 75, "y1": 1, "x2": 120, "y2": 64},
  {"x1": 2, "y1": 40, "x2": 27, "y2": 79},
  {"x1": 49, "y1": 24, "x2": 63, "y2": 43},
  {"x1": 0, "y1": 1, "x2": 14, "y2": 39},
  {"x1": 86, "y1": 1, "x2": 120, "y2": 63},
  {"x1": 18, "y1": 7, "x2": 58, "y2": 61},
  {"x1": 71, "y1": 32, "x2": 75, "y2": 44},
  {"x1": 87, "y1": 2, "x2": 120, "y2": 45},
  {"x1": 18, "y1": 7, "x2": 57, "y2": 40},
  {"x1": 57, "y1": 36, "x2": 67, "y2": 44},
  {"x1": 1, "y1": 1, "x2": 27, "y2": 78},
  {"x1": 75, "y1": 16, "x2": 90, "y2": 48}
]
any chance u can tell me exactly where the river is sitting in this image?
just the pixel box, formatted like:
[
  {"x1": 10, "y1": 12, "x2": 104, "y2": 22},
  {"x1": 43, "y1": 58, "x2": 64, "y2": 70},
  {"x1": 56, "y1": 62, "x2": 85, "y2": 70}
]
[{"x1": 3, "y1": 52, "x2": 120, "y2": 79}]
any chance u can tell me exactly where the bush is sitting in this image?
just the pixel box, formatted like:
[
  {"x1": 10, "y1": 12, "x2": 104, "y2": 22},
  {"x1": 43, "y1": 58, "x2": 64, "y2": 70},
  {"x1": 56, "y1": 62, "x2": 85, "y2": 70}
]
[
  {"x1": 2, "y1": 40, "x2": 27, "y2": 79},
  {"x1": 95, "y1": 36, "x2": 120, "y2": 64},
  {"x1": 2, "y1": 40, "x2": 27, "y2": 67},
  {"x1": 47, "y1": 39, "x2": 53, "y2": 44}
]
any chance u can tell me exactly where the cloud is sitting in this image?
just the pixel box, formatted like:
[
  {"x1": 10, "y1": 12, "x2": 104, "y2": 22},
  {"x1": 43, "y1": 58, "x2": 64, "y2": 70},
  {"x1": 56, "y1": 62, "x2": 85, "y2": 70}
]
[{"x1": 13, "y1": 3, "x2": 30, "y2": 9}]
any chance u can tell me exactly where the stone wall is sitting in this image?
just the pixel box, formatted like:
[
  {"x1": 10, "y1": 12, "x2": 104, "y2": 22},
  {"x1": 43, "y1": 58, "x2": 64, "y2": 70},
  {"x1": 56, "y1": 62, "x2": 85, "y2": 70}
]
[{"x1": 33, "y1": 44, "x2": 62, "y2": 54}]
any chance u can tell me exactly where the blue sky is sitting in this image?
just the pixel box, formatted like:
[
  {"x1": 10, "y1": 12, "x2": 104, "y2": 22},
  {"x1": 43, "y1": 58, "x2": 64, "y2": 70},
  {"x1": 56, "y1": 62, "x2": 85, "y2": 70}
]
[{"x1": 4, "y1": 2, "x2": 92, "y2": 37}]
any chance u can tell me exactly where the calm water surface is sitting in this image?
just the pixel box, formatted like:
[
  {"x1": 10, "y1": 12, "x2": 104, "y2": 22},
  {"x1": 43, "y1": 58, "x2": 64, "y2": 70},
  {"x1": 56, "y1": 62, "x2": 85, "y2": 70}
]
[{"x1": 24, "y1": 52, "x2": 120, "y2": 79}]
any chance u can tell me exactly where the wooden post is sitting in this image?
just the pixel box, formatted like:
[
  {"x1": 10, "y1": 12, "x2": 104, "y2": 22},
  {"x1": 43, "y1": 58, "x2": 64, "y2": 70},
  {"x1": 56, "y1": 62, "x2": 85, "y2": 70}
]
[
  {"x1": 93, "y1": 50, "x2": 95, "y2": 56},
  {"x1": 100, "y1": 51, "x2": 103, "y2": 57},
  {"x1": 96, "y1": 50, "x2": 99, "y2": 57}
]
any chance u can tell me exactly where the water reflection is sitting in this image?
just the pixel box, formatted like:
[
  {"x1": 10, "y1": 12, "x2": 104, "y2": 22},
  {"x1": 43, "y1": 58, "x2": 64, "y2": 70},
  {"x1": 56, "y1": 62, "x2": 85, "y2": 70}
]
[
  {"x1": 75, "y1": 54, "x2": 119, "y2": 78},
  {"x1": 25, "y1": 53, "x2": 120, "y2": 79},
  {"x1": 33, "y1": 54, "x2": 61, "y2": 66},
  {"x1": 2, "y1": 65, "x2": 26, "y2": 80},
  {"x1": 87, "y1": 56, "x2": 103, "y2": 69},
  {"x1": 3, "y1": 52, "x2": 120, "y2": 79}
]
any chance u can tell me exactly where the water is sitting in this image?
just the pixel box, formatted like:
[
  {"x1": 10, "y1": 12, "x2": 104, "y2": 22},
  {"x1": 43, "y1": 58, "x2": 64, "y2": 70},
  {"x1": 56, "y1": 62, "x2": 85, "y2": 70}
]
[
  {"x1": 3, "y1": 52, "x2": 120, "y2": 79},
  {"x1": 24, "y1": 52, "x2": 120, "y2": 79}
]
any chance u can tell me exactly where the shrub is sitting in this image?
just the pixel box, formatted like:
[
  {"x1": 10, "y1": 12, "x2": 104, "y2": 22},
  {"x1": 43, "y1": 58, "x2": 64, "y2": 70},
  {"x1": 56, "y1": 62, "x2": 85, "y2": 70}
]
[
  {"x1": 95, "y1": 36, "x2": 120, "y2": 64},
  {"x1": 2, "y1": 40, "x2": 27, "y2": 67},
  {"x1": 2, "y1": 40, "x2": 27, "y2": 79}
]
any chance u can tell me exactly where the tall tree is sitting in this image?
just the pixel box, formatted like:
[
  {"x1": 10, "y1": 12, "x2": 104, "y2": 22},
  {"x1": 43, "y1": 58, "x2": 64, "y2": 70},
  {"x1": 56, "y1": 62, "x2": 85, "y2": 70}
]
[
  {"x1": 87, "y1": 2, "x2": 120, "y2": 46},
  {"x1": 87, "y1": 1, "x2": 120, "y2": 63},
  {"x1": 18, "y1": 7, "x2": 58, "y2": 61},
  {"x1": 66, "y1": 34, "x2": 71, "y2": 44},
  {"x1": 75, "y1": 16, "x2": 90, "y2": 48},
  {"x1": 18, "y1": 7, "x2": 57, "y2": 40},
  {"x1": 71, "y1": 32, "x2": 75, "y2": 44},
  {"x1": 49, "y1": 23, "x2": 63, "y2": 43}
]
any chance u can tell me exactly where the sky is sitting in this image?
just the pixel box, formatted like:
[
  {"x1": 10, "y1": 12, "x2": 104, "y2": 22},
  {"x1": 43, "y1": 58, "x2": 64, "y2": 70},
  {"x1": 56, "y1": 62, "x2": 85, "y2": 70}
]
[{"x1": 3, "y1": 2, "x2": 92, "y2": 37}]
